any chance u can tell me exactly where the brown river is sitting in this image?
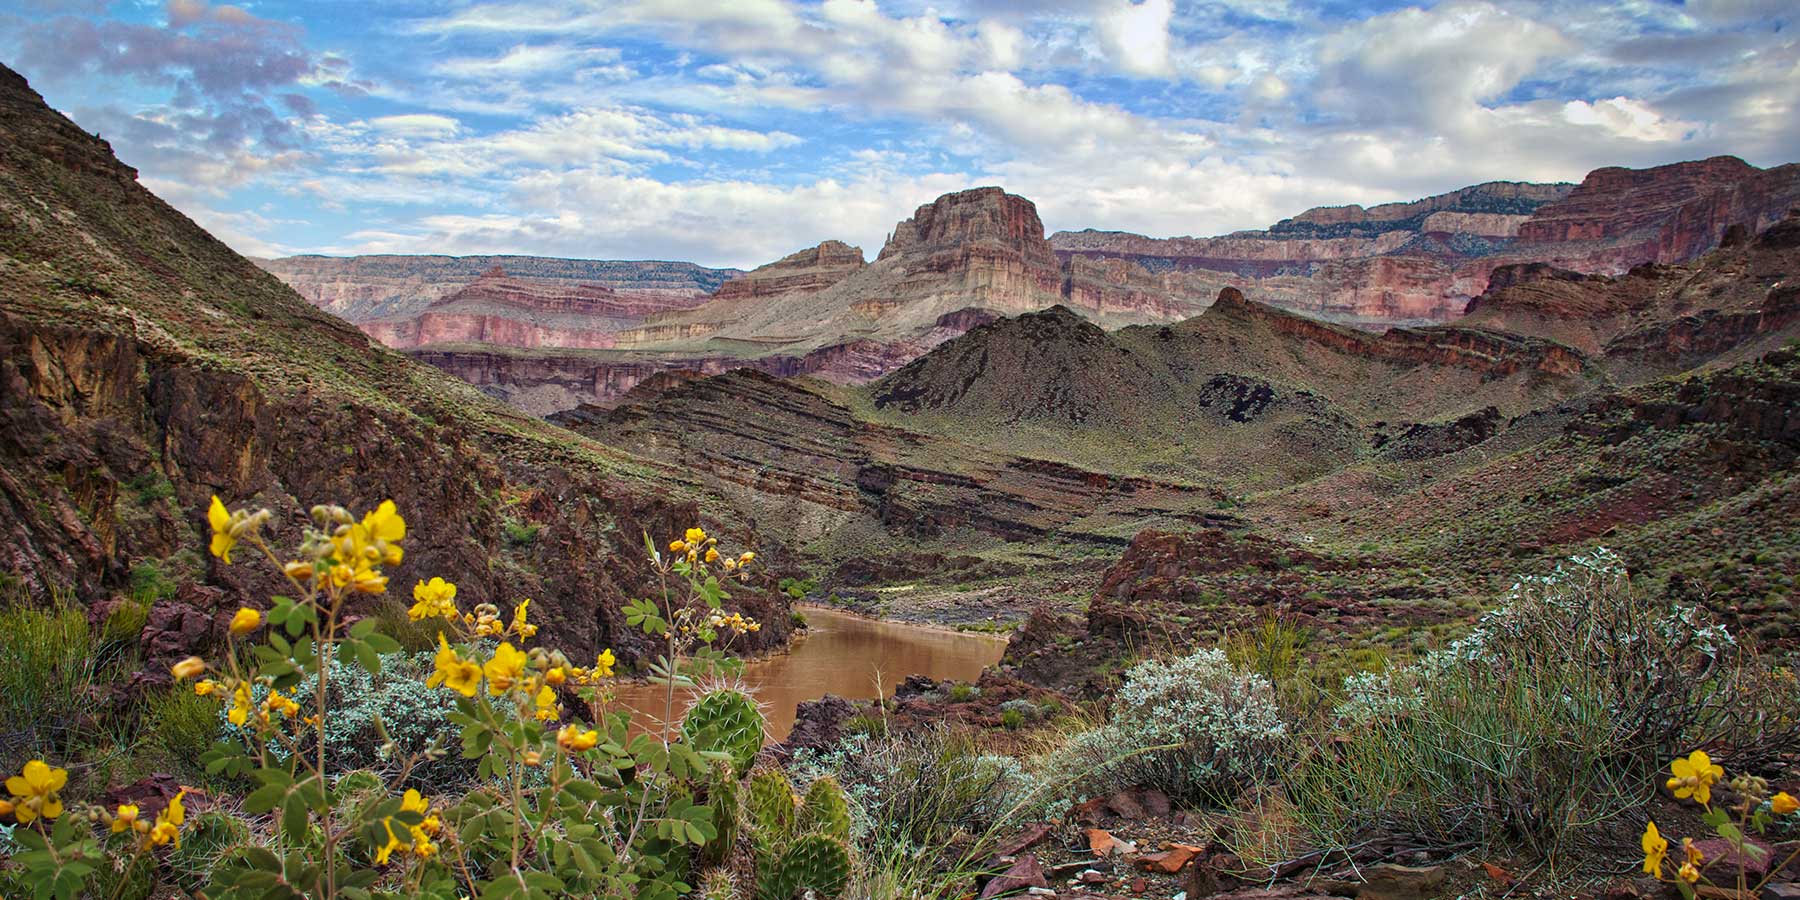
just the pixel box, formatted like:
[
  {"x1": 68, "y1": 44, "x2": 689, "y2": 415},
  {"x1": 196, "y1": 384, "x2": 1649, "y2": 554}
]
[{"x1": 612, "y1": 605, "x2": 1009, "y2": 741}]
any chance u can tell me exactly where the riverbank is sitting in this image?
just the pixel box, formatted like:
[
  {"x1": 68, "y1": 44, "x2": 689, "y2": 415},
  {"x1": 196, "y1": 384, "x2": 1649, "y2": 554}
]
[{"x1": 613, "y1": 605, "x2": 1009, "y2": 740}]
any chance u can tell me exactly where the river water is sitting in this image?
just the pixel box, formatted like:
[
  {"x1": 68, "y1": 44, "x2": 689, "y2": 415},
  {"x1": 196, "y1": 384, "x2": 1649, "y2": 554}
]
[{"x1": 612, "y1": 605, "x2": 1009, "y2": 741}]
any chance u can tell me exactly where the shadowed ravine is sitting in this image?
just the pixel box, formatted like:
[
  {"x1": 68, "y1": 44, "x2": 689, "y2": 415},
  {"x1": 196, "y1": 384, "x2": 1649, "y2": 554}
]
[{"x1": 614, "y1": 606, "x2": 1007, "y2": 740}]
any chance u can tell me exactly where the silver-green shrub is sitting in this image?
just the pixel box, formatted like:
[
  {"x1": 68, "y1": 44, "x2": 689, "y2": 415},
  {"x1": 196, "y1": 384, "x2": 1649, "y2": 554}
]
[{"x1": 1108, "y1": 647, "x2": 1288, "y2": 803}]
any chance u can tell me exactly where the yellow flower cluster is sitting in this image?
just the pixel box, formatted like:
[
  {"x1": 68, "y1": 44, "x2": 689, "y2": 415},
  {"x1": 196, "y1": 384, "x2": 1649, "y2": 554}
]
[
  {"x1": 670, "y1": 527, "x2": 757, "y2": 574},
  {"x1": 463, "y1": 599, "x2": 536, "y2": 641},
  {"x1": 206, "y1": 496, "x2": 270, "y2": 565},
  {"x1": 707, "y1": 611, "x2": 761, "y2": 635},
  {"x1": 374, "y1": 789, "x2": 440, "y2": 864},
  {"x1": 111, "y1": 790, "x2": 187, "y2": 848},
  {"x1": 567, "y1": 649, "x2": 617, "y2": 686},
  {"x1": 409, "y1": 577, "x2": 459, "y2": 621},
  {"x1": 211, "y1": 498, "x2": 408, "y2": 595},
  {"x1": 1642, "y1": 749, "x2": 1800, "y2": 889},
  {"x1": 2, "y1": 760, "x2": 67, "y2": 824}
]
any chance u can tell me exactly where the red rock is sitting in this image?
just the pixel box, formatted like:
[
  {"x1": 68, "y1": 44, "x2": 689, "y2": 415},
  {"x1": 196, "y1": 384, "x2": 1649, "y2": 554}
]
[
  {"x1": 1129, "y1": 876, "x2": 1148, "y2": 894},
  {"x1": 981, "y1": 854, "x2": 1049, "y2": 899},
  {"x1": 1693, "y1": 837, "x2": 1773, "y2": 882},
  {"x1": 994, "y1": 822, "x2": 1056, "y2": 858},
  {"x1": 1107, "y1": 790, "x2": 1149, "y2": 819},
  {"x1": 1136, "y1": 845, "x2": 1201, "y2": 874}
]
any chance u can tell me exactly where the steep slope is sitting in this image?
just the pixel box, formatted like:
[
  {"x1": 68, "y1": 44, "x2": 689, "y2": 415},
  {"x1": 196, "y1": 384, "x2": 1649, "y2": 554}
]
[
  {"x1": 862, "y1": 292, "x2": 1596, "y2": 486},
  {"x1": 0, "y1": 64, "x2": 788, "y2": 667},
  {"x1": 257, "y1": 254, "x2": 741, "y2": 322},
  {"x1": 1463, "y1": 212, "x2": 1800, "y2": 376}
]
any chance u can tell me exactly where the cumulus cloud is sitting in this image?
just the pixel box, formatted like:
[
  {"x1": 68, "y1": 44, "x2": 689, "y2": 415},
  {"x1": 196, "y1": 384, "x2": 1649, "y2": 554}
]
[{"x1": 7, "y1": 0, "x2": 1796, "y2": 267}]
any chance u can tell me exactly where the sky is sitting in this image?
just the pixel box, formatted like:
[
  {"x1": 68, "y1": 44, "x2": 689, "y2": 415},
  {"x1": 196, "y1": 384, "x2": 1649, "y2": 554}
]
[{"x1": 1, "y1": 0, "x2": 1796, "y2": 269}]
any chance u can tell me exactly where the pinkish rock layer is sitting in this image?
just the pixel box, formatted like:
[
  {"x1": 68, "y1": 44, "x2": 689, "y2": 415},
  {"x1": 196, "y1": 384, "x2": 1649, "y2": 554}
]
[
  {"x1": 358, "y1": 267, "x2": 713, "y2": 351},
  {"x1": 1051, "y1": 158, "x2": 1800, "y2": 325}
]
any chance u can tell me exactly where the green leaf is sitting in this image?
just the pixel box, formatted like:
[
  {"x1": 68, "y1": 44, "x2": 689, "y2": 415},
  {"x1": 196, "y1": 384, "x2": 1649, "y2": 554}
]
[
  {"x1": 281, "y1": 791, "x2": 310, "y2": 842},
  {"x1": 244, "y1": 782, "x2": 289, "y2": 814}
]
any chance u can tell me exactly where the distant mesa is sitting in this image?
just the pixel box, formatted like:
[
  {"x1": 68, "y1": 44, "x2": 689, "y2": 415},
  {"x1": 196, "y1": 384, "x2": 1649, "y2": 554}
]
[{"x1": 258, "y1": 157, "x2": 1800, "y2": 415}]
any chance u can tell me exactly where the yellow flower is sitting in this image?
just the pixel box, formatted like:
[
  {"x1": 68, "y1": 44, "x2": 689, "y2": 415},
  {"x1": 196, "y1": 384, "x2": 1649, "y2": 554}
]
[
  {"x1": 511, "y1": 599, "x2": 537, "y2": 639},
  {"x1": 149, "y1": 821, "x2": 179, "y2": 847},
  {"x1": 557, "y1": 724, "x2": 600, "y2": 753},
  {"x1": 161, "y1": 790, "x2": 186, "y2": 827},
  {"x1": 685, "y1": 527, "x2": 707, "y2": 545},
  {"x1": 739, "y1": 551, "x2": 755, "y2": 563},
  {"x1": 402, "y1": 788, "x2": 428, "y2": 816},
  {"x1": 362, "y1": 500, "x2": 406, "y2": 557},
  {"x1": 1677, "y1": 862, "x2": 1701, "y2": 884},
  {"x1": 207, "y1": 495, "x2": 236, "y2": 564},
  {"x1": 669, "y1": 540, "x2": 687, "y2": 553},
  {"x1": 227, "y1": 683, "x2": 252, "y2": 726},
  {"x1": 1641, "y1": 822, "x2": 1668, "y2": 875},
  {"x1": 5, "y1": 760, "x2": 67, "y2": 824},
  {"x1": 265, "y1": 691, "x2": 300, "y2": 718},
  {"x1": 194, "y1": 679, "x2": 219, "y2": 697},
  {"x1": 1667, "y1": 750, "x2": 1725, "y2": 805},
  {"x1": 533, "y1": 685, "x2": 559, "y2": 721},
  {"x1": 1773, "y1": 792, "x2": 1799, "y2": 815},
  {"x1": 110, "y1": 804, "x2": 141, "y2": 833},
  {"x1": 522, "y1": 750, "x2": 543, "y2": 767},
  {"x1": 593, "y1": 648, "x2": 616, "y2": 679},
  {"x1": 427, "y1": 634, "x2": 482, "y2": 697},
  {"x1": 419, "y1": 814, "x2": 441, "y2": 837},
  {"x1": 170, "y1": 656, "x2": 206, "y2": 680},
  {"x1": 704, "y1": 547, "x2": 720, "y2": 563},
  {"x1": 409, "y1": 577, "x2": 459, "y2": 620},
  {"x1": 544, "y1": 666, "x2": 566, "y2": 687},
  {"x1": 1683, "y1": 838, "x2": 1704, "y2": 868},
  {"x1": 484, "y1": 642, "x2": 528, "y2": 694},
  {"x1": 228, "y1": 607, "x2": 263, "y2": 635}
]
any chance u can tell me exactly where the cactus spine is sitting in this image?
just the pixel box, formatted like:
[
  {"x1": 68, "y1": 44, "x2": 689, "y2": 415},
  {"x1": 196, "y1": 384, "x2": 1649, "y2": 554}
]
[
  {"x1": 681, "y1": 689, "x2": 766, "y2": 777},
  {"x1": 744, "y1": 767, "x2": 854, "y2": 900}
]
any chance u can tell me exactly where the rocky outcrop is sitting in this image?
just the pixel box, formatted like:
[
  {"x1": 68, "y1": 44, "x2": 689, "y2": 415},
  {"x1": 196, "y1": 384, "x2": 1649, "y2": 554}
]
[
  {"x1": 1516, "y1": 156, "x2": 1800, "y2": 265},
  {"x1": 1461, "y1": 211, "x2": 1800, "y2": 367},
  {"x1": 257, "y1": 254, "x2": 741, "y2": 323},
  {"x1": 709, "y1": 240, "x2": 866, "y2": 302}
]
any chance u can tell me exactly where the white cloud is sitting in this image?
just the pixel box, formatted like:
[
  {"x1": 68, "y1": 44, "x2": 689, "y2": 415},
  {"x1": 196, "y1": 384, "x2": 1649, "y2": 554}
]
[
  {"x1": 1094, "y1": 0, "x2": 1175, "y2": 78},
  {"x1": 369, "y1": 113, "x2": 461, "y2": 137}
]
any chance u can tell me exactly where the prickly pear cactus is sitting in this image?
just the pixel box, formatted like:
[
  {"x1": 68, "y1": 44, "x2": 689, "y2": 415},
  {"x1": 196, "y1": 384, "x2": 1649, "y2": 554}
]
[
  {"x1": 756, "y1": 833, "x2": 852, "y2": 900},
  {"x1": 702, "y1": 760, "x2": 741, "y2": 867},
  {"x1": 682, "y1": 689, "x2": 766, "y2": 777},
  {"x1": 698, "y1": 867, "x2": 739, "y2": 900},
  {"x1": 796, "y1": 776, "x2": 851, "y2": 842},
  {"x1": 746, "y1": 767, "x2": 796, "y2": 845}
]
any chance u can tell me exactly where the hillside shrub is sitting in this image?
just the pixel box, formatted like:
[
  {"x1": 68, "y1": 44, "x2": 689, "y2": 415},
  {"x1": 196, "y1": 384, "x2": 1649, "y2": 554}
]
[
  {"x1": 1293, "y1": 548, "x2": 1799, "y2": 857},
  {"x1": 1110, "y1": 648, "x2": 1288, "y2": 804}
]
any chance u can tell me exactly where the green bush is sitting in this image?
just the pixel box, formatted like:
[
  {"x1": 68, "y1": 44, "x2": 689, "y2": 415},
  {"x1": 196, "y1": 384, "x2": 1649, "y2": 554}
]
[
  {"x1": 501, "y1": 518, "x2": 542, "y2": 547},
  {"x1": 947, "y1": 683, "x2": 977, "y2": 702},
  {"x1": 127, "y1": 560, "x2": 177, "y2": 604},
  {"x1": 1292, "y1": 549, "x2": 1791, "y2": 857},
  {"x1": 1106, "y1": 648, "x2": 1287, "y2": 804},
  {"x1": 142, "y1": 686, "x2": 221, "y2": 771}
]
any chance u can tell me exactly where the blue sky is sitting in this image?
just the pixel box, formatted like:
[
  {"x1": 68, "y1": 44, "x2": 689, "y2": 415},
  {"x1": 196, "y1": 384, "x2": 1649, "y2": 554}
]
[{"x1": 2, "y1": 0, "x2": 1795, "y2": 267}]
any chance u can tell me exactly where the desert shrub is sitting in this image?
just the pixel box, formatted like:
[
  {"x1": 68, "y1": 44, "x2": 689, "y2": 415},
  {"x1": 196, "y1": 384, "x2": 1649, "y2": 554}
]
[
  {"x1": 948, "y1": 683, "x2": 978, "y2": 702},
  {"x1": 501, "y1": 517, "x2": 541, "y2": 546},
  {"x1": 1292, "y1": 549, "x2": 1794, "y2": 857},
  {"x1": 1107, "y1": 648, "x2": 1288, "y2": 804},
  {"x1": 221, "y1": 651, "x2": 479, "y2": 793},
  {"x1": 996, "y1": 699, "x2": 1041, "y2": 726},
  {"x1": 791, "y1": 727, "x2": 1035, "y2": 849}
]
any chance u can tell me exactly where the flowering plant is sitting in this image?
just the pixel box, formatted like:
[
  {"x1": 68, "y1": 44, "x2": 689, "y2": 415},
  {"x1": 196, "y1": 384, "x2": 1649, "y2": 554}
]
[
  {"x1": 1642, "y1": 749, "x2": 1800, "y2": 899},
  {"x1": 9, "y1": 497, "x2": 770, "y2": 900}
]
